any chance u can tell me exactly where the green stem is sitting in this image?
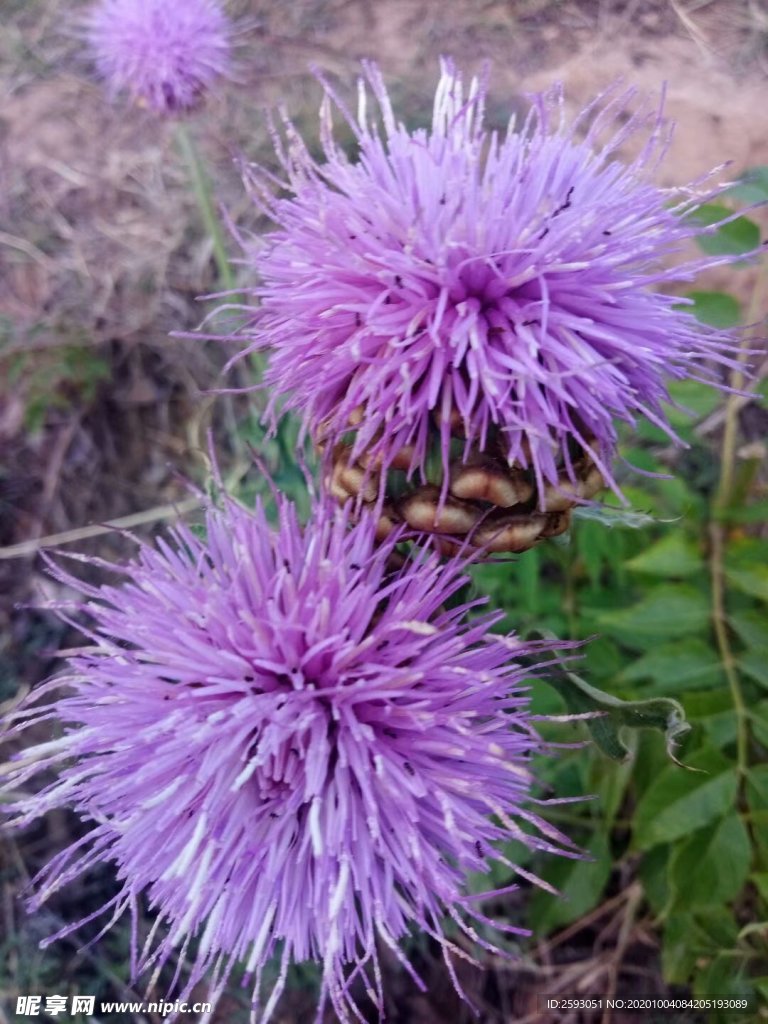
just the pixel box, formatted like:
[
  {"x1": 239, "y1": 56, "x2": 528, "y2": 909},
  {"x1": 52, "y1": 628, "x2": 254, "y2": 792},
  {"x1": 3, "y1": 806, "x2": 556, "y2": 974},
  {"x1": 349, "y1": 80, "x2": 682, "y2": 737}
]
[
  {"x1": 709, "y1": 521, "x2": 748, "y2": 776},
  {"x1": 175, "y1": 120, "x2": 267, "y2": 457},
  {"x1": 175, "y1": 120, "x2": 235, "y2": 295},
  {"x1": 708, "y1": 260, "x2": 768, "y2": 779}
]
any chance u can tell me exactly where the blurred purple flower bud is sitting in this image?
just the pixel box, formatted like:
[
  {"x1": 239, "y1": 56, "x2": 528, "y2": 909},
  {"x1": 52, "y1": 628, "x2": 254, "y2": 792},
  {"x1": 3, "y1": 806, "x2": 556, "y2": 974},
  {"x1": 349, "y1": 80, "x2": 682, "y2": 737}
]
[{"x1": 86, "y1": 0, "x2": 231, "y2": 114}]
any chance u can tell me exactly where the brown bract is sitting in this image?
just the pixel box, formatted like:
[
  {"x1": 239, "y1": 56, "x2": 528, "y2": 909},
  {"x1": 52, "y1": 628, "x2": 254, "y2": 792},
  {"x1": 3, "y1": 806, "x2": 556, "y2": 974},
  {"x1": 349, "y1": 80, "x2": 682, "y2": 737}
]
[{"x1": 323, "y1": 422, "x2": 605, "y2": 557}]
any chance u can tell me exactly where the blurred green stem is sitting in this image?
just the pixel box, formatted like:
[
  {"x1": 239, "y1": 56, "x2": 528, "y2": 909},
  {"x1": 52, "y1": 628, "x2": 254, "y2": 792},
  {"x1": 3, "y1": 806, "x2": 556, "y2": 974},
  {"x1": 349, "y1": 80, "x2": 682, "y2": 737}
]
[
  {"x1": 709, "y1": 260, "x2": 768, "y2": 778},
  {"x1": 709, "y1": 522, "x2": 747, "y2": 775},
  {"x1": 175, "y1": 121, "x2": 235, "y2": 295}
]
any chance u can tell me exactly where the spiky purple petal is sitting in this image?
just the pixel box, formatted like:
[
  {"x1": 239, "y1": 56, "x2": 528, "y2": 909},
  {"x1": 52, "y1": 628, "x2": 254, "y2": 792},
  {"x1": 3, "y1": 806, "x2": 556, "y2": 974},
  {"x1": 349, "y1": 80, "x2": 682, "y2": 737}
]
[
  {"x1": 4, "y1": 496, "x2": 574, "y2": 1021},
  {"x1": 235, "y1": 62, "x2": 742, "y2": 499}
]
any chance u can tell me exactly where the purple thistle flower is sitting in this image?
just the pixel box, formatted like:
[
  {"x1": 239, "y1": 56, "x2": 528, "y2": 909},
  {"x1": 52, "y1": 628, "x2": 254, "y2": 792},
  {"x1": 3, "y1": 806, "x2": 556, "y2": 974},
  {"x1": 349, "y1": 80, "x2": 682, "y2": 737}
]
[
  {"x1": 86, "y1": 0, "x2": 231, "y2": 114},
  {"x1": 236, "y1": 61, "x2": 742, "y2": 501},
  {"x1": 4, "y1": 495, "x2": 576, "y2": 1021}
]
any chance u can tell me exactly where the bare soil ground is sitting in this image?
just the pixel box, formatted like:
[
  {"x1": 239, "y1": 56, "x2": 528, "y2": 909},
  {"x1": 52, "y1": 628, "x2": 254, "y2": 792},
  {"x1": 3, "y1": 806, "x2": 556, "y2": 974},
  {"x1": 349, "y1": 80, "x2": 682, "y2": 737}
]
[{"x1": 1, "y1": 1, "x2": 766, "y2": 1021}]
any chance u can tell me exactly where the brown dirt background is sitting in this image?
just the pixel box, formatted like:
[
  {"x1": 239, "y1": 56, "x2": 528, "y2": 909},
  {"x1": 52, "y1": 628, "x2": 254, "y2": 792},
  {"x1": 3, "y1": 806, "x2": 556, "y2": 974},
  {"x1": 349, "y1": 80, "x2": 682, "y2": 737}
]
[{"x1": 1, "y1": 1, "x2": 767, "y2": 1021}]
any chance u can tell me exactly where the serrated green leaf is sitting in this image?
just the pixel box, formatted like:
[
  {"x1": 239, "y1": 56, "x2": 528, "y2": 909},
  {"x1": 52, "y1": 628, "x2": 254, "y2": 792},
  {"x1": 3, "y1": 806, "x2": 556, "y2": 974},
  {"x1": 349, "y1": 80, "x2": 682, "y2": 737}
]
[
  {"x1": 542, "y1": 661, "x2": 691, "y2": 761},
  {"x1": 690, "y1": 203, "x2": 761, "y2": 256},
  {"x1": 625, "y1": 533, "x2": 703, "y2": 577},
  {"x1": 619, "y1": 639, "x2": 724, "y2": 692},
  {"x1": 633, "y1": 748, "x2": 738, "y2": 850},
  {"x1": 593, "y1": 586, "x2": 710, "y2": 642},
  {"x1": 668, "y1": 815, "x2": 751, "y2": 910},
  {"x1": 530, "y1": 830, "x2": 612, "y2": 933}
]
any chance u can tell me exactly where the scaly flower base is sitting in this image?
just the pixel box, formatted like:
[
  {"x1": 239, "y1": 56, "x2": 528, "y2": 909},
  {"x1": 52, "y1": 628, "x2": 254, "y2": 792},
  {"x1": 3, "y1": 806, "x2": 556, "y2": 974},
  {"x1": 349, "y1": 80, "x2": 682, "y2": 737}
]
[{"x1": 327, "y1": 426, "x2": 604, "y2": 556}]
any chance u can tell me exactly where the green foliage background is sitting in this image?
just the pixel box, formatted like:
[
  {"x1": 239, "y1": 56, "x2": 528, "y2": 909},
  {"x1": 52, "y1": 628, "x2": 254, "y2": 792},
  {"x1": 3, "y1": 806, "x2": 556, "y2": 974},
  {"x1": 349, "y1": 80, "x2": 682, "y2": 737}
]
[{"x1": 464, "y1": 168, "x2": 768, "y2": 1017}]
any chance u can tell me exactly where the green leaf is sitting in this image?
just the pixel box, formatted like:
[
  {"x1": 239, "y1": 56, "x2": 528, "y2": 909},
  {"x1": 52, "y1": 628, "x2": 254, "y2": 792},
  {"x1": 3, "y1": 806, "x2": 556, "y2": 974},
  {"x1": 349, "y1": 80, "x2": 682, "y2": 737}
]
[
  {"x1": 748, "y1": 700, "x2": 768, "y2": 748},
  {"x1": 694, "y1": 905, "x2": 741, "y2": 948},
  {"x1": 701, "y1": 711, "x2": 739, "y2": 750},
  {"x1": 718, "y1": 499, "x2": 768, "y2": 524},
  {"x1": 727, "y1": 537, "x2": 768, "y2": 565},
  {"x1": 693, "y1": 952, "x2": 752, "y2": 1000},
  {"x1": 632, "y1": 728, "x2": 676, "y2": 793},
  {"x1": 730, "y1": 609, "x2": 768, "y2": 648},
  {"x1": 682, "y1": 291, "x2": 742, "y2": 329},
  {"x1": 584, "y1": 636, "x2": 624, "y2": 681},
  {"x1": 739, "y1": 651, "x2": 768, "y2": 690},
  {"x1": 682, "y1": 689, "x2": 732, "y2": 719},
  {"x1": 619, "y1": 639, "x2": 725, "y2": 692},
  {"x1": 625, "y1": 533, "x2": 703, "y2": 577},
  {"x1": 751, "y1": 873, "x2": 768, "y2": 903},
  {"x1": 747, "y1": 765, "x2": 768, "y2": 806},
  {"x1": 517, "y1": 546, "x2": 540, "y2": 615},
  {"x1": 681, "y1": 692, "x2": 739, "y2": 752},
  {"x1": 633, "y1": 748, "x2": 738, "y2": 850},
  {"x1": 726, "y1": 565, "x2": 768, "y2": 603},
  {"x1": 548, "y1": 757, "x2": 590, "y2": 799},
  {"x1": 662, "y1": 912, "x2": 698, "y2": 984},
  {"x1": 662, "y1": 907, "x2": 740, "y2": 985},
  {"x1": 593, "y1": 756, "x2": 633, "y2": 829},
  {"x1": 668, "y1": 814, "x2": 752, "y2": 910},
  {"x1": 542, "y1": 661, "x2": 691, "y2": 762},
  {"x1": 724, "y1": 165, "x2": 768, "y2": 204},
  {"x1": 665, "y1": 380, "x2": 724, "y2": 435},
  {"x1": 690, "y1": 203, "x2": 761, "y2": 256},
  {"x1": 530, "y1": 829, "x2": 612, "y2": 933},
  {"x1": 593, "y1": 586, "x2": 710, "y2": 643},
  {"x1": 638, "y1": 845, "x2": 670, "y2": 915}
]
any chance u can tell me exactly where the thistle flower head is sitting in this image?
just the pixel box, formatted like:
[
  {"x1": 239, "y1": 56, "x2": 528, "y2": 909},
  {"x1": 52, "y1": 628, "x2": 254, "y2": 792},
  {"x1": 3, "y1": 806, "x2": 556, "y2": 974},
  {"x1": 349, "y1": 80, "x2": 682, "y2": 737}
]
[
  {"x1": 86, "y1": 0, "x2": 231, "y2": 114},
  {"x1": 238, "y1": 61, "x2": 741, "y2": 500},
  {"x1": 5, "y1": 495, "x2": 574, "y2": 1020}
]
